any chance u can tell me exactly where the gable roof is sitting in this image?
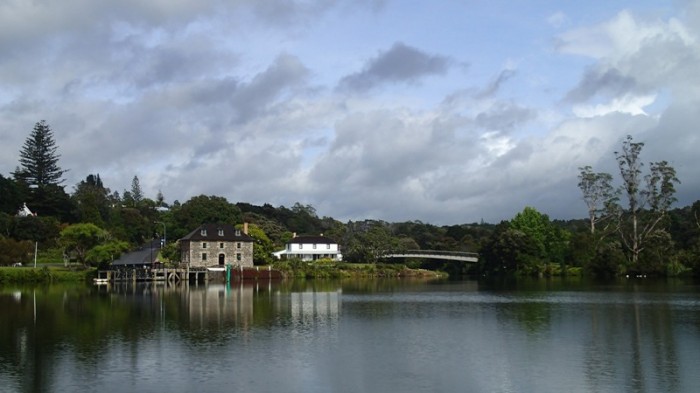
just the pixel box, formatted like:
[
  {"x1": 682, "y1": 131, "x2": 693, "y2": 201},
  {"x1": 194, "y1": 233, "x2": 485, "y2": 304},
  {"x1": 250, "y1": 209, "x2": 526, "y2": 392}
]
[
  {"x1": 289, "y1": 235, "x2": 337, "y2": 245},
  {"x1": 181, "y1": 223, "x2": 254, "y2": 242}
]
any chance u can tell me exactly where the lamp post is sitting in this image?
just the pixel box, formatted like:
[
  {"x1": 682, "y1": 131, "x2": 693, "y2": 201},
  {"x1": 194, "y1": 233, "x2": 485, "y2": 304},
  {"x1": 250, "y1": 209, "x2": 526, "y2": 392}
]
[{"x1": 155, "y1": 221, "x2": 166, "y2": 248}]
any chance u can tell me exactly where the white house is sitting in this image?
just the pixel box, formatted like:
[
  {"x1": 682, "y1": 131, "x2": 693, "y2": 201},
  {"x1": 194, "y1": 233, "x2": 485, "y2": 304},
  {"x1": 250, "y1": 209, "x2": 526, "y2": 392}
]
[{"x1": 273, "y1": 234, "x2": 342, "y2": 261}]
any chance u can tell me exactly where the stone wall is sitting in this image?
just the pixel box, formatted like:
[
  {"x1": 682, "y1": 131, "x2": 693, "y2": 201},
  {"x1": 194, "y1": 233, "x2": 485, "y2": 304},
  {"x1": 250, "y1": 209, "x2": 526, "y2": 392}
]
[{"x1": 187, "y1": 240, "x2": 254, "y2": 268}]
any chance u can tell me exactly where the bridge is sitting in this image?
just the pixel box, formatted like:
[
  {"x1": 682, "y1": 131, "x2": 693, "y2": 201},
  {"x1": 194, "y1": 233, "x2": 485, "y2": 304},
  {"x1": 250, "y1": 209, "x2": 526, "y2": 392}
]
[{"x1": 381, "y1": 250, "x2": 479, "y2": 263}]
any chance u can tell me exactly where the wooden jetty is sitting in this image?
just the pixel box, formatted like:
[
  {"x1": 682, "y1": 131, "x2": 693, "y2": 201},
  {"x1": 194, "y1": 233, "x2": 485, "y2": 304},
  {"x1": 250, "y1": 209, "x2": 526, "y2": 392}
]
[{"x1": 95, "y1": 265, "x2": 282, "y2": 284}]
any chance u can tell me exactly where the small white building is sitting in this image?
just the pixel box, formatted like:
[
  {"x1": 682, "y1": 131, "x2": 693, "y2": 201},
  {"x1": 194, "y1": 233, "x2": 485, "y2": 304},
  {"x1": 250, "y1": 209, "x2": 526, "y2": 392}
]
[
  {"x1": 17, "y1": 203, "x2": 34, "y2": 217},
  {"x1": 273, "y1": 234, "x2": 342, "y2": 261}
]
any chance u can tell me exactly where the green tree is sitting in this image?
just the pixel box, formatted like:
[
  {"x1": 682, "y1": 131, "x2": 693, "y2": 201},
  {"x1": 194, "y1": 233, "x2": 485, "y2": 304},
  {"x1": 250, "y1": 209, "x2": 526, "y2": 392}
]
[
  {"x1": 85, "y1": 240, "x2": 130, "y2": 267},
  {"x1": 72, "y1": 174, "x2": 110, "y2": 227},
  {"x1": 13, "y1": 215, "x2": 60, "y2": 245},
  {"x1": 174, "y1": 195, "x2": 242, "y2": 232},
  {"x1": 130, "y1": 176, "x2": 143, "y2": 206},
  {"x1": 0, "y1": 238, "x2": 34, "y2": 266},
  {"x1": 60, "y1": 223, "x2": 108, "y2": 266},
  {"x1": 615, "y1": 135, "x2": 680, "y2": 266},
  {"x1": 12, "y1": 121, "x2": 74, "y2": 220},
  {"x1": 237, "y1": 223, "x2": 274, "y2": 265},
  {"x1": 510, "y1": 207, "x2": 550, "y2": 259},
  {"x1": 13, "y1": 120, "x2": 66, "y2": 187},
  {"x1": 343, "y1": 220, "x2": 395, "y2": 263},
  {"x1": 480, "y1": 222, "x2": 539, "y2": 275},
  {"x1": 0, "y1": 174, "x2": 24, "y2": 214}
]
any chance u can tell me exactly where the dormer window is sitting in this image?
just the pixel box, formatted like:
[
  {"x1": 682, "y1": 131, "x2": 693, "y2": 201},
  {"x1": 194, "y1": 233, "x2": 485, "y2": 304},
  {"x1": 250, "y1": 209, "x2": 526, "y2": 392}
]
[
  {"x1": 218, "y1": 228, "x2": 224, "y2": 236},
  {"x1": 200, "y1": 229, "x2": 207, "y2": 236},
  {"x1": 235, "y1": 230, "x2": 241, "y2": 236}
]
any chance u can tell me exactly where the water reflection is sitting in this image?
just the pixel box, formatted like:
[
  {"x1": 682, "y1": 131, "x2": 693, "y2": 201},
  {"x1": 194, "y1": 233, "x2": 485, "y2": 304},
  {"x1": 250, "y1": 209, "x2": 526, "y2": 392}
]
[{"x1": 1, "y1": 279, "x2": 700, "y2": 393}]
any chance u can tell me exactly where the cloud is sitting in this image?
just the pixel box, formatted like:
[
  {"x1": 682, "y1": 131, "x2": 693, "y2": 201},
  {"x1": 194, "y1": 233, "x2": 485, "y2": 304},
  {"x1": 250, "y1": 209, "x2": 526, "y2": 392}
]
[
  {"x1": 572, "y1": 93, "x2": 657, "y2": 117},
  {"x1": 565, "y1": 67, "x2": 638, "y2": 103},
  {"x1": 2, "y1": 2, "x2": 700, "y2": 226},
  {"x1": 547, "y1": 11, "x2": 569, "y2": 28},
  {"x1": 338, "y1": 42, "x2": 451, "y2": 92}
]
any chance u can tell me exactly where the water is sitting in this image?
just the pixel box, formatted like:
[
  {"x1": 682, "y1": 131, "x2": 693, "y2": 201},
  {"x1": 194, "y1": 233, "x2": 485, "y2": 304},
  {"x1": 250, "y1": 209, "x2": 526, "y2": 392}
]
[{"x1": 1, "y1": 278, "x2": 699, "y2": 393}]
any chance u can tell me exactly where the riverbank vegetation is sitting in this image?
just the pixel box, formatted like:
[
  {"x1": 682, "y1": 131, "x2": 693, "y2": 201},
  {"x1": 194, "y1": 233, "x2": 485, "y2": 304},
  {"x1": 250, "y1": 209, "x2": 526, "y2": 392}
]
[
  {"x1": 272, "y1": 259, "x2": 446, "y2": 279},
  {"x1": 0, "y1": 266, "x2": 95, "y2": 284},
  {"x1": 1, "y1": 122, "x2": 699, "y2": 280}
]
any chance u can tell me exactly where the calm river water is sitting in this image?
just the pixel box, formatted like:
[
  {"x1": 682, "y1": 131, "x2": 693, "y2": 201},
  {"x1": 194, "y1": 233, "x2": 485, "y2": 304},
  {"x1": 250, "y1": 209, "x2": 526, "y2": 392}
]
[{"x1": 1, "y1": 278, "x2": 699, "y2": 393}]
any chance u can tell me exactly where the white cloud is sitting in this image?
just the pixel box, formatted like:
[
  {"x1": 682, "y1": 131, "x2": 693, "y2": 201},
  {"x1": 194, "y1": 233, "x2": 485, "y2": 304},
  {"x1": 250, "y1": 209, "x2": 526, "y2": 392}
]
[{"x1": 572, "y1": 93, "x2": 657, "y2": 117}]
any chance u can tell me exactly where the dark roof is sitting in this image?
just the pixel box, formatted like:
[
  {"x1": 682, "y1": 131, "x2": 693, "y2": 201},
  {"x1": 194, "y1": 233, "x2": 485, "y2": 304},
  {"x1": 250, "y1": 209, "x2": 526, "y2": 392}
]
[
  {"x1": 112, "y1": 240, "x2": 161, "y2": 266},
  {"x1": 181, "y1": 223, "x2": 254, "y2": 242},
  {"x1": 289, "y1": 235, "x2": 337, "y2": 244}
]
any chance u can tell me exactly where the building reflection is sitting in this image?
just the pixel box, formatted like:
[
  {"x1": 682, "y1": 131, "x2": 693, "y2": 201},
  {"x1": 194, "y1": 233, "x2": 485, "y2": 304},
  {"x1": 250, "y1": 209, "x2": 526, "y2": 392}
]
[
  {"x1": 103, "y1": 280, "x2": 343, "y2": 330},
  {"x1": 185, "y1": 283, "x2": 255, "y2": 329},
  {"x1": 280, "y1": 289, "x2": 342, "y2": 322}
]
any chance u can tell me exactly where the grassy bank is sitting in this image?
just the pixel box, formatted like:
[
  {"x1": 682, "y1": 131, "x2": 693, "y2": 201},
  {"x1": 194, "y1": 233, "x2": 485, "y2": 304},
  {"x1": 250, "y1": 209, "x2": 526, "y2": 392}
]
[
  {"x1": 271, "y1": 260, "x2": 447, "y2": 279},
  {"x1": 0, "y1": 266, "x2": 96, "y2": 284}
]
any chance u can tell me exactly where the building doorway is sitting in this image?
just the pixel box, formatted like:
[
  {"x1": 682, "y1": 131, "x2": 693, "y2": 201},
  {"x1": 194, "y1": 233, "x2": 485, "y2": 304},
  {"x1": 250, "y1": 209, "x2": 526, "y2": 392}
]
[{"x1": 218, "y1": 254, "x2": 225, "y2": 266}]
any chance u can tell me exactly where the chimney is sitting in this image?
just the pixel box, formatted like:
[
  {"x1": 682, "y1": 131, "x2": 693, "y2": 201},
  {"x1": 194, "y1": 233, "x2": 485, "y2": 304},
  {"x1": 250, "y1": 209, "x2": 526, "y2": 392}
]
[{"x1": 243, "y1": 222, "x2": 249, "y2": 235}]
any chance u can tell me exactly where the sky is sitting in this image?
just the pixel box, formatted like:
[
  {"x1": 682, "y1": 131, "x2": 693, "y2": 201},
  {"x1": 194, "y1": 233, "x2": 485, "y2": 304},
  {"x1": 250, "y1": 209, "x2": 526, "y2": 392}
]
[{"x1": 1, "y1": 0, "x2": 699, "y2": 225}]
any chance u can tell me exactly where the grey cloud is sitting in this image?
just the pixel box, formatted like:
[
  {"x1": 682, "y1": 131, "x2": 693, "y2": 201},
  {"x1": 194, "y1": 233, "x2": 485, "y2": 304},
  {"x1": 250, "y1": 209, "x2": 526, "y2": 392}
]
[
  {"x1": 338, "y1": 42, "x2": 451, "y2": 92},
  {"x1": 476, "y1": 69, "x2": 516, "y2": 99},
  {"x1": 229, "y1": 54, "x2": 311, "y2": 124},
  {"x1": 475, "y1": 102, "x2": 536, "y2": 134},
  {"x1": 565, "y1": 67, "x2": 638, "y2": 102}
]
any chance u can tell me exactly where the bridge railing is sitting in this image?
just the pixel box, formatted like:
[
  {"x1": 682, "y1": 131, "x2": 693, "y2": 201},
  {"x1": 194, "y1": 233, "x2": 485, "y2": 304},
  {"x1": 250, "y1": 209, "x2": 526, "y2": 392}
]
[{"x1": 382, "y1": 250, "x2": 479, "y2": 258}]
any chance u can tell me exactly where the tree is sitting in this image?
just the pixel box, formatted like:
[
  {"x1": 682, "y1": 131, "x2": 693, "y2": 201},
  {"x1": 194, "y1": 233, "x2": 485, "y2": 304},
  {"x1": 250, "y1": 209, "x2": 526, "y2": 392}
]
[
  {"x1": 0, "y1": 238, "x2": 34, "y2": 266},
  {"x1": 615, "y1": 135, "x2": 680, "y2": 266},
  {"x1": 72, "y1": 174, "x2": 110, "y2": 227},
  {"x1": 156, "y1": 190, "x2": 166, "y2": 207},
  {"x1": 237, "y1": 223, "x2": 274, "y2": 265},
  {"x1": 480, "y1": 222, "x2": 539, "y2": 275},
  {"x1": 174, "y1": 195, "x2": 242, "y2": 233},
  {"x1": 0, "y1": 174, "x2": 24, "y2": 214},
  {"x1": 12, "y1": 121, "x2": 74, "y2": 219},
  {"x1": 509, "y1": 207, "x2": 551, "y2": 259},
  {"x1": 14, "y1": 120, "x2": 66, "y2": 186},
  {"x1": 60, "y1": 223, "x2": 108, "y2": 266},
  {"x1": 130, "y1": 176, "x2": 143, "y2": 205},
  {"x1": 343, "y1": 220, "x2": 395, "y2": 263},
  {"x1": 577, "y1": 166, "x2": 618, "y2": 235},
  {"x1": 85, "y1": 240, "x2": 129, "y2": 267}
]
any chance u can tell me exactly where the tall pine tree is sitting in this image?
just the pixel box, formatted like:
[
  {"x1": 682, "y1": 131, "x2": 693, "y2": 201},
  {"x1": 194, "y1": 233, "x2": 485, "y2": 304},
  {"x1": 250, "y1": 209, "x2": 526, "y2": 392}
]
[
  {"x1": 14, "y1": 120, "x2": 66, "y2": 186},
  {"x1": 13, "y1": 121, "x2": 73, "y2": 220}
]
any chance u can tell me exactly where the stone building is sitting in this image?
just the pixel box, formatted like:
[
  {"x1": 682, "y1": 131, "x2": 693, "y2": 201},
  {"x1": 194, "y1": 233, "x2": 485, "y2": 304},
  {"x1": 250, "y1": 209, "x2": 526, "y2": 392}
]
[{"x1": 180, "y1": 223, "x2": 254, "y2": 268}]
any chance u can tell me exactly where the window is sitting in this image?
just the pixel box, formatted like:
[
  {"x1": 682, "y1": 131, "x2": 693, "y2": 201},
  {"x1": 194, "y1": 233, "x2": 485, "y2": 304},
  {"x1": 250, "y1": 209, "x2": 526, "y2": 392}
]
[
  {"x1": 202, "y1": 253, "x2": 207, "y2": 261},
  {"x1": 235, "y1": 230, "x2": 241, "y2": 236},
  {"x1": 219, "y1": 242, "x2": 224, "y2": 249},
  {"x1": 218, "y1": 228, "x2": 224, "y2": 236},
  {"x1": 236, "y1": 253, "x2": 241, "y2": 261},
  {"x1": 200, "y1": 229, "x2": 207, "y2": 236},
  {"x1": 202, "y1": 242, "x2": 207, "y2": 249},
  {"x1": 299, "y1": 244, "x2": 303, "y2": 250},
  {"x1": 237, "y1": 242, "x2": 241, "y2": 249},
  {"x1": 327, "y1": 244, "x2": 331, "y2": 249},
  {"x1": 313, "y1": 244, "x2": 317, "y2": 249}
]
